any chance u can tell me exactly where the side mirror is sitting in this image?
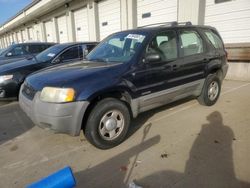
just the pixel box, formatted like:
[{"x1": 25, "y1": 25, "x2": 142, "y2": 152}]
[
  {"x1": 52, "y1": 57, "x2": 61, "y2": 64},
  {"x1": 6, "y1": 52, "x2": 12, "y2": 57},
  {"x1": 145, "y1": 53, "x2": 161, "y2": 63}
]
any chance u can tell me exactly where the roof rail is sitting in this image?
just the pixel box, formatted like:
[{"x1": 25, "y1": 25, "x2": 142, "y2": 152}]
[{"x1": 138, "y1": 21, "x2": 192, "y2": 28}]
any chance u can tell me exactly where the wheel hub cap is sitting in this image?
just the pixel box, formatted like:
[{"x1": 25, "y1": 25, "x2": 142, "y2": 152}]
[{"x1": 105, "y1": 118, "x2": 117, "y2": 131}]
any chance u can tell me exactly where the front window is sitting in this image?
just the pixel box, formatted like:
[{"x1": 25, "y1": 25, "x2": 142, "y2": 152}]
[
  {"x1": 35, "y1": 45, "x2": 65, "y2": 62},
  {"x1": 86, "y1": 32, "x2": 146, "y2": 63}
]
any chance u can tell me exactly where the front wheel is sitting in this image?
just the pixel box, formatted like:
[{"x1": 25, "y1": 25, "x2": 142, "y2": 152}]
[
  {"x1": 84, "y1": 98, "x2": 131, "y2": 149},
  {"x1": 198, "y1": 74, "x2": 221, "y2": 106}
]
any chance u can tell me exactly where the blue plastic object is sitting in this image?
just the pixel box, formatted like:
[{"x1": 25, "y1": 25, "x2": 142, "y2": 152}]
[{"x1": 26, "y1": 166, "x2": 76, "y2": 188}]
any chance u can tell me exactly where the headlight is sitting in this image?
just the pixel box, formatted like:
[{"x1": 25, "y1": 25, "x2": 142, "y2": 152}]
[
  {"x1": 0, "y1": 75, "x2": 13, "y2": 83},
  {"x1": 40, "y1": 87, "x2": 75, "y2": 103}
]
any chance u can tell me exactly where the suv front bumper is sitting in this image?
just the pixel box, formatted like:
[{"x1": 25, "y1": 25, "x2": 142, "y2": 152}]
[{"x1": 19, "y1": 86, "x2": 89, "y2": 136}]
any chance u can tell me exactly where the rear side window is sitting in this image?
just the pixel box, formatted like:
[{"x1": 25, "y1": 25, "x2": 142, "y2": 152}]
[
  {"x1": 204, "y1": 30, "x2": 224, "y2": 49},
  {"x1": 179, "y1": 30, "x2": 204, "y2": 57},
  {"x1": 27, "y1": 45, "x2": 43, "y2": 54}
]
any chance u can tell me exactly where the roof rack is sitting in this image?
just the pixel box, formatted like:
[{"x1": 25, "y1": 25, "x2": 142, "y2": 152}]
[{"x1": 138, "y1": 21, "x2": 192, "y2": 28}]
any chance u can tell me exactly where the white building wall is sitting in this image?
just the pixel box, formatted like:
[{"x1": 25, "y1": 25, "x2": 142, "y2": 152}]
[{"x1": 205, "y1": 0, "x2": 250, "y2": 43}]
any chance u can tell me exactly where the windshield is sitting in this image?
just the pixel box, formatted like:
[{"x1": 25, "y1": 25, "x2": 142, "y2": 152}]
[
  {"x1": 86, "y1": 32, "x2": 147, "y2": 63},
  {"x1": 35, "y1": 45, "x2": 65, "y2": 62},
  {"x1": 0, "y1": 45, "x2": 13, "y2": 56}
]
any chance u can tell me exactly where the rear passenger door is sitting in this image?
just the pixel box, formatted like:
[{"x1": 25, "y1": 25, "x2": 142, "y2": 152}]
[{"x1": 176, "y1": 29, "x2": 207, "y2": 85}]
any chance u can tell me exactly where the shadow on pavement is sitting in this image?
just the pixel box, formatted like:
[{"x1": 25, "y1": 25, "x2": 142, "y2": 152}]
[
  {"x1": 0, "y1": 103, "x2": 34, "y2": 145},
  {"x1": 75, "y1": 124, "x2": 161, "y2": 188},
  {"x1": 137, "y1": 111, "x2": 250, "y2": 188},
  {"x1": 75, "y1": 111, "x2": 250, "y2": 188}
]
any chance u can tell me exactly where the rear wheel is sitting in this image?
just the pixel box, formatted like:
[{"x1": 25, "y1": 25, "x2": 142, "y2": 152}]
[
  {"x1": 84, "y1": 98, "x2": 130, "y2": 149},
  {"x1": 198, "y1": 74, "x2": 221, "y2": 106}
]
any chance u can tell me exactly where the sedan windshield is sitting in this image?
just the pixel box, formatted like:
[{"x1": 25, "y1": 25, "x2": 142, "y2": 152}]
[
  {"x1": 35, "y1": 45, "x2": 65, "y2": 62},
  {"x1": 86, "y1": 32, "x2": 147, "y2": 63}
]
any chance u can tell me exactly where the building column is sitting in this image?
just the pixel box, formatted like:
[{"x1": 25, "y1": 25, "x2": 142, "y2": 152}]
[
  {"x1": 25, "y1": 28, "x2": 29, "y2": 41},
  {"x1": 178, "y1": 0, "x2": 206, "y2": 25},
  {"x1": 14, "y1": 32, "x2": 18, "y2": 43},
  {"x1": 87, "y1": 0, "x2": 100, "y2": 41},
  {"x1": 121, "y1": 0, "x2": 137, "y2": 30},
  {"x1": 52, "y1": 17, "x2": 59, "y2": 43},
  {"x1": 67, "y1": 10, "x2": 76, "y2": 42}
]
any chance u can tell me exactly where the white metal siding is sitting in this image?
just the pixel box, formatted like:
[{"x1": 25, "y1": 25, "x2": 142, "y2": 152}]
[
  {"x1": 73, "y1": 7, "x2": 89, "y2": 41},
  {"x1": 57, "y1": 15, "x2": 69, "y2": 43},
  {"x1": 137, "y1": 0, "x2": 178, "y2": 27},
  {"x1": 28, "y1": 27, "x2": 34, "y2": 41},
  {"x1": 98, "y1": 0, "x2": 121, "y2": 40},
  {"x1": 205, "y1": 0, "x2": 250, "y2": 43},
  {"x1": 45, "y1": 20, "x2": 54, "y2": 42}
]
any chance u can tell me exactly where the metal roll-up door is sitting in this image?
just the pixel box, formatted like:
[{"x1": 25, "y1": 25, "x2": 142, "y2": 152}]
[
  {"x1": 205, "y1": 0, "x2": 250, "y2": 43},
  {"x1": 28, "y1": 27, "x2": 34, "y2": 41},
  {"x1": 45, "y1": 20, "x2": 54, "y2": 42},
  {"x1": 98, "y1": 0, "x2": 121, "y2": 40},
  {"x1": 17, "y1": 31, "x2": 22, "y2": 43},
  {"x1": 21, "y1": 30, "x2": 28, "y2": 42},
  {"x1": 137, "y1": 0, "x2": 178, "y2": 27},
  {"x1": 57, "y1": 15, "x2": 68, "y2": 43},
  {"x1": 73, "y1": 7, "x2": 89, "y2": 41}
]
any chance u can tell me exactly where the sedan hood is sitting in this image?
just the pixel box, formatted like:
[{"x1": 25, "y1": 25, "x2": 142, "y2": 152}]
[
  {"x1": 0, "y1": 58, "x2": 37, "y2": 74},
  {"x1": 26, "y1": 60, "x2": 125, "y2": 90}
]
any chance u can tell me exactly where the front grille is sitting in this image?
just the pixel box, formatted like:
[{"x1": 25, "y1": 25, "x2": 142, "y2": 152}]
[{"x1": 22, "y1": 83, "x2": 36, "y2": 100}]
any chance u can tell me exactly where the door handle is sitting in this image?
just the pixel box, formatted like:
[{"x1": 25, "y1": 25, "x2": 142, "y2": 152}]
[{"x1": 172, "y1": 64, "x2": 178, "y2": 71}]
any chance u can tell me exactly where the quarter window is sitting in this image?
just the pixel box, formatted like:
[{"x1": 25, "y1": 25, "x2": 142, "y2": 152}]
[
  {"x1": 147, "y1": 31, "x2": 178, "y2": 61},
  {"x1": 180, "y1": 30, "x2": 204, "y2": 57},
  {"x1": 204, "y1": 30, "x2": 224, "y2": 49}
]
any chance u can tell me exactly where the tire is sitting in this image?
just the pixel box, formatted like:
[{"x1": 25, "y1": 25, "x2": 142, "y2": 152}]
[
  {"x1": 84, "y1": 98, "x2": 131, "y2": 149},
  {"x1": 198, "y1": 74, "x2": 221, "y2": 106}
]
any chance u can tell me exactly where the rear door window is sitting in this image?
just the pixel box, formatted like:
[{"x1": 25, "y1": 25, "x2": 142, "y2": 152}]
[
  {"x1": 204, "y1": 30, "x2": 224, "y2": 49},
  {"x1": 179, "y1": 30, "x2": 204, "y2": 57}
]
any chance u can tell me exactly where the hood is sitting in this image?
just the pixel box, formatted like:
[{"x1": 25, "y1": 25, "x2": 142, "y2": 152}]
[
  {"x1": 26, "y1": 60, "x2": 126, "y2": 91},
  {"x1": 0, "y1": 58, "x2": 37, "y2": 74},
  {"x1": 0, "y1": 56, "x2": 28, "y2": 66}
]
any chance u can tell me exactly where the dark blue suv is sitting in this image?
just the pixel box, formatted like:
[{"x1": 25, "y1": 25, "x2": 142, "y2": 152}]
[{"x1": 19, "y1": 22, "x2": 228, "y2": 149}]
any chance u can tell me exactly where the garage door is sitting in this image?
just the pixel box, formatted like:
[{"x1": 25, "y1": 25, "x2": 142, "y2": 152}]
[
  {"x1": 34, "y1": 24, "x2": 41, "y2": 41},
  {"x1": 98, "y1": 0, "x2": 121, "y2": 40},
  {"x1": 21, "y1": 30, "x2": 28, "y2": 42},
  {"x1": 205, "y1": 0, "x2": 250, "y2": 43},
  {"x1": 137, "y1": 0, "x2": 178, "y2": 27},
  {"x1": 57, "y1": 15, "x2": 68, "y2": 43},
  {"x1": 73, "y1": 7, "x2": 89, "y2": 41},
  {"x1": 17, "y1": 31, "x2": 22, "y2": 43},
  {"x1": 28, "y1": 27, "x2": 34, "y2": 41},
  {"x1": 45, "y1": 20, "x2": 54, "y2": 42}
]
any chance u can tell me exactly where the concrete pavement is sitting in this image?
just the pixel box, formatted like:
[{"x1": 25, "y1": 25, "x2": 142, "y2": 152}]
[{"x1": 0, "y1": 80, "x2": 250, "y2": 188}]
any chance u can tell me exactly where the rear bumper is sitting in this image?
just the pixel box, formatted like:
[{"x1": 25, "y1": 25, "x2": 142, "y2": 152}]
[
  {"x1": 19, "y1": 85, "x2": 89, "y2": 136},
  {"x1": 222, "y1": 63, "x2": 229, "y2": 79}
]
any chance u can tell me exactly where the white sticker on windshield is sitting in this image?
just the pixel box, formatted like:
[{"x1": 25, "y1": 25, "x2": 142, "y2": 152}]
[
  {"x1": 126, "y1": 34, "x2": 145, "y2": 41},
  {"x1": 47, "y1": 53, "x2": 55, "y2": 57}
]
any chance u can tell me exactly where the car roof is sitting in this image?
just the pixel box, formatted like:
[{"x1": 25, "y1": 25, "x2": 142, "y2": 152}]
[
  {"x1": 52, "y1": 42, "x2": 98, "y2": 48},
  {"x1": 115, "y1": 24, "x2": 217, "y2": 34}
]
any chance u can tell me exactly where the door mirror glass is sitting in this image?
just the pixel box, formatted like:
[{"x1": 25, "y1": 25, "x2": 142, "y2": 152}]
[{"x1": 145, "y1": 53, "x2": 161, "y2": 63}]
